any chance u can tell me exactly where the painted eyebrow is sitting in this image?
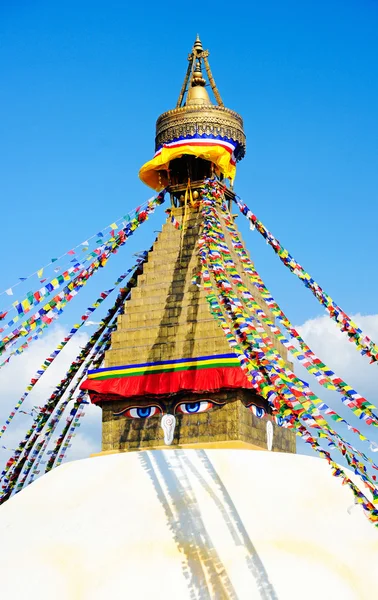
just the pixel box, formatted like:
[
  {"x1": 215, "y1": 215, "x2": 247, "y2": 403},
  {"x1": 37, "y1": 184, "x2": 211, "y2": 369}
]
[{"x1": 243, "y1": 400, "x2": 265, "y2": 407}]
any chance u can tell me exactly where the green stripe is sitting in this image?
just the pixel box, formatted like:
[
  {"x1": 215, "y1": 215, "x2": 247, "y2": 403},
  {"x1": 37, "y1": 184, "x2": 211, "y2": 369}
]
[{"x1": 89, "y1": 360, "x2": 239, "y2": 381}]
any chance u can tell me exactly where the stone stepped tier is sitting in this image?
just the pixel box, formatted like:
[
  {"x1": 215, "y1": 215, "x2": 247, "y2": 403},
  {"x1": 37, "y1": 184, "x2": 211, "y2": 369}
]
[
  {"x1": 87, "y1": 204, "x2": 296, "y2": 454},
  {"x1": 105, "y1": 206, "x2": 289, "y2": 369}
]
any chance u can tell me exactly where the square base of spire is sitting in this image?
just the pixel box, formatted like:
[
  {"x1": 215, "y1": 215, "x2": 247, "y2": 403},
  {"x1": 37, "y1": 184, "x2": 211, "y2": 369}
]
[{"x1": 100, "y1": 390, "x2": 296, "y2": 453}]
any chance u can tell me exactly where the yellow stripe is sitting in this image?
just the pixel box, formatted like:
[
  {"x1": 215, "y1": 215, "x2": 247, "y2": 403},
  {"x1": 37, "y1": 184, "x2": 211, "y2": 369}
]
[{"x1": 88, "y1": 357, "x2": 239, "y2": 379}]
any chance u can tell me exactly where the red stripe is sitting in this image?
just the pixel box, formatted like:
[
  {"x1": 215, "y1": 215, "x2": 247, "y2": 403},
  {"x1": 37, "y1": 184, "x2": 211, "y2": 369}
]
[
  {"x1": 163, "y1": 140, "x2": 233, "y2": 153},
  {"x1": 155, "y1": 140, "x2": 236, "y2": 165},
  {"x1": 81, "y1": 366, "x2": 253, "y2": 402}
]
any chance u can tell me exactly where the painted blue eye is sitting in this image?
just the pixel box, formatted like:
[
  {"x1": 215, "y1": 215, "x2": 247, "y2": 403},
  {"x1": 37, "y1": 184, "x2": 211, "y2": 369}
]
[
  {"x1": 112, "y1": 406, "x2": 160, "y2": 419},
  {"x1": 137, "y1": 407, "x2": 153, "y2": 418},
  {"x1": 249, "y1": 404, "x2": 266, "y2": 419},
  {"x1": 276, "y1": 415, "x2": 284, "y2": 427},
  {"x1": 176, "y1": 401, "x2": 213, "y2": 415}
]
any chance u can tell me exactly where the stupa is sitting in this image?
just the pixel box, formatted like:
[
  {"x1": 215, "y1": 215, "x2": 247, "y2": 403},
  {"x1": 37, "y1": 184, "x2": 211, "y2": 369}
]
[
  {"x1": 81, "y1": 36, "x2": 295, "y2": 455},
  {"x1": 1, "y1": 37, "x2": 377, "y2": 600}
]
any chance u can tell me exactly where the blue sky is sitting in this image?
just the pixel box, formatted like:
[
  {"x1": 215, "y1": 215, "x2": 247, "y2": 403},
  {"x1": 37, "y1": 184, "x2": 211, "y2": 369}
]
[{"x1": 1, "y1": 1, "x2": 378, "y2": 463}]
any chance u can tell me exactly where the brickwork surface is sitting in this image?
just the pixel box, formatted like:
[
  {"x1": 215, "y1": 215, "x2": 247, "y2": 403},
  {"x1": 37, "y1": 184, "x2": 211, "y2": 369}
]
[{"x1": 100, "y1": 205, "x2": 296, "y2": 453}]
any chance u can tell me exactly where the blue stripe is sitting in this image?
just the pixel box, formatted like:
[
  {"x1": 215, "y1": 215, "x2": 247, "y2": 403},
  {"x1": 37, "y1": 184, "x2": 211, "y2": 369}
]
[
  {"x1": 155, "y1": 133, "x2": 243, "y2": 160},
  {"x1": 87, "y1": 353, "x2": 238, "y2": 376}
]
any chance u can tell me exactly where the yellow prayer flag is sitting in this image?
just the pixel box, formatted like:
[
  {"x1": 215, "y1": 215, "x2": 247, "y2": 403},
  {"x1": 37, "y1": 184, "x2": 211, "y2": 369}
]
[
  {"x1": 110, "y1": 222, "x2": 118, "y2": 229},
  {"x1": 37, "y1": 268, "x2": 43, "y2": 278},
  {"x1": 21, "y1": 299, "x2": 30, "y2": 310}
]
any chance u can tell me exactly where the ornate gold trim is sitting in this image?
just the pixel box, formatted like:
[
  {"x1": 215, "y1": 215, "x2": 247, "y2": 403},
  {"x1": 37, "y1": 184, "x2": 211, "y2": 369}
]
[{"x1": 155, "y1": 104, "x2": 246, "y2": 159}]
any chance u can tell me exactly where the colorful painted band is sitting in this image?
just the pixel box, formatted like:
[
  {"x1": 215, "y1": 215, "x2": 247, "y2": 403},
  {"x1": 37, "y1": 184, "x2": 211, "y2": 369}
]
[
  {"x1": 80, "y1": 354, "x2": 253, "y2": 401},
  {"x1": 139, "y1": 136, "x2": 239, "y2": 190},
  {"x1": 86, "y1": 353, "x2": 241, "y2": 380},
  {"x1": 154, "y1": 138, "x2": 236, "y2": 165},
  {"x1": 81, "y1": 368, "x2": 253, "y2": 401}
]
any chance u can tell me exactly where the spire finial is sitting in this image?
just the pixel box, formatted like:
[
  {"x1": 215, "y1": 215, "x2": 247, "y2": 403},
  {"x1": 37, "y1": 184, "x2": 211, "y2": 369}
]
[
  {"x1": 194, "y1": 34, "x2": 203, "y2": 53},
  {"x1": 176, "y1": 36, "x2": 224, "y2": 108}
]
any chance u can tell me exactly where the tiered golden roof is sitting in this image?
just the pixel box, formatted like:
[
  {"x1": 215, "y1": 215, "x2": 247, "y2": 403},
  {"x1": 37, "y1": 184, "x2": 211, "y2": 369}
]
[
  {"x1": 155, "y1": 35, "x2": 246, "y2": 159},
  {"x1": 139, "y1": 36, "x2": 247, "y2": 190}
]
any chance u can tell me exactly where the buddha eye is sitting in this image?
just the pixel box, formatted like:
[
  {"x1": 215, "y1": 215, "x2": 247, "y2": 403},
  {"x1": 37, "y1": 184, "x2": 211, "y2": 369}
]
[
  {"x1": 113, "y1": 406, "x2": 161, "y2": 419},
  {"x1": 249, "y1": 404, "x2": 266, "y2": 419},
  {"x1": 176, "y1": 401, "x2": 214, "y2": 415}
]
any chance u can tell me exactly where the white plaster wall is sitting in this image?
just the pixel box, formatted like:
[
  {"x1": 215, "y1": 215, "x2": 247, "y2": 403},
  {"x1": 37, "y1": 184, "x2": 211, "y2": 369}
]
[{"x1": 0, "y1": 450, "x2": 376, "y2": 600}]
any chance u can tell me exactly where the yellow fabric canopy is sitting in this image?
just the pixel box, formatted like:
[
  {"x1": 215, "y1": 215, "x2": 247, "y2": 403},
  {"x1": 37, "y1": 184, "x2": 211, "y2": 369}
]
[{"x1": 139, "y1": 141, "x2": 237, "y2": 191}]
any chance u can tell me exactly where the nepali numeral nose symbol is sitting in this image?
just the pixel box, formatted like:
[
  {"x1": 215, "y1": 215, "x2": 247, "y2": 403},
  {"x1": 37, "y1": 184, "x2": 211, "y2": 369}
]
[{"x1": 161, "y1": 414, "x2": 176, "y2": 446}]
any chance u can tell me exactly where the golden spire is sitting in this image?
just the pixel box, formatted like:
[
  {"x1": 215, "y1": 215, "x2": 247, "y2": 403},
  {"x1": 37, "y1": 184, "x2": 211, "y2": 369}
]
[
  {"x1": 193, "y1": 33, "x2": 203, "y2": 53},
  {"x1": 186, "y1": 59, "x2": 211, "y2": 106},
  {"x1": 139, "y1": 36, "x2": 246, "y2": 191},
  {"x1": 176, "y1": 35, "x2": 224, "y2": 108}
]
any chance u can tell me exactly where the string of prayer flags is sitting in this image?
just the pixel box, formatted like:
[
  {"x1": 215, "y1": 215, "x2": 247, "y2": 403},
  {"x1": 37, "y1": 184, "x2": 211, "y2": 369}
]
[
  {"x1": 0, "y1": 266, "x2": 83, "y2": 329},
  {"x1": 0, "y1": 269, "x2": 135, "y2": 439},
  {"x1": 0, "y1": 211, "x2": 134, "y2": 323},
  {"x1": 0, "y1": 255, "x2": 148, "y2": 440},
  {"x1": 0, "y1": 314, "x2": 116, "y2": 501},
  {"x1": 234, "y1": 191, "x2": 378, "y2": 365},
  {"x1": 0, "y1": 294, "x2": 75, "y2": 368},
  {"x1": 0, "y1": 195, "x2": 155, "y2": 302},
  {"x1": 212, "y1": 202, "x2": 378, "y2": 467},
  {"x1": 28, "y1": 400, "x2": 76, "y2": 485},
  {"x1": 0, "y1": 190, "x2": 165, "y2": 359},
  {"x1": 3, "y1": 317, "x2": 117, "y2": 499},
  {"x1": 0, "y1": 270, "x2": 90, "y2": 355},
  {"x1": 296, "y1": 423, "x2": 378, "y2": 521},
  {"x1": 218, "y1": 199, "x2": 378, "y2": 429},
  {"x1": 45, "y1": 393, "x2": 87, "y2": 473},
  {"x1": 198, "y1": 180, "x2": 378, "y2": 526},
  {"x1": 165, "y1": 208, "x2": 182, "y2": 230},
  {"x1": 0, "y1": 254, "x2": 149, "y2": 497}
]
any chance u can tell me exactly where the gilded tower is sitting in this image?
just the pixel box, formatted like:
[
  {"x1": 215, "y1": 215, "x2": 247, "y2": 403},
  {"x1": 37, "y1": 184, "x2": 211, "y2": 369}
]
[{"x1": 82, "y1": 37, "x2": 295, "y2": 454}]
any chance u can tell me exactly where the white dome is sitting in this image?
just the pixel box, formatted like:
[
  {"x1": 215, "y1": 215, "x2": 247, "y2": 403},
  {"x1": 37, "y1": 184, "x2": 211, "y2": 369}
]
[{"x1": 0, "y1": 450, "x2": 376, "y2": 599}]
